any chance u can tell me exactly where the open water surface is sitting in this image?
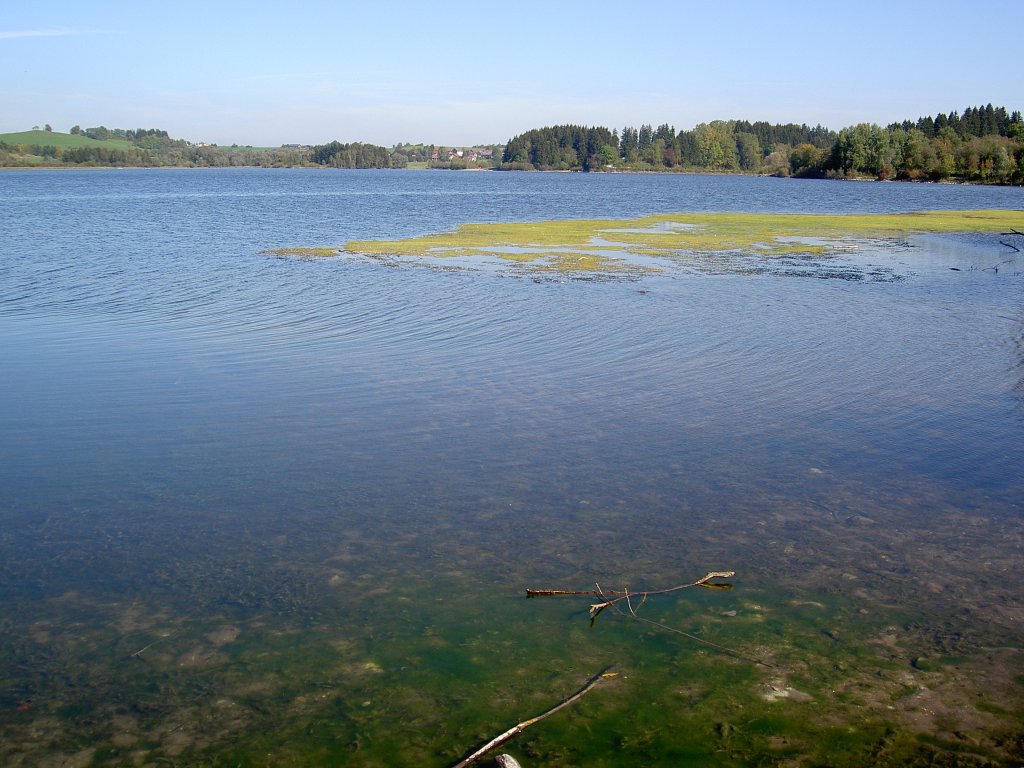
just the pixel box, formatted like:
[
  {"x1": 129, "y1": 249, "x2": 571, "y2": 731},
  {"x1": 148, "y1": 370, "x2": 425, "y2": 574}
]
[{"x1": 1, "y1": 169, "x2": 1023, "y2": 766}]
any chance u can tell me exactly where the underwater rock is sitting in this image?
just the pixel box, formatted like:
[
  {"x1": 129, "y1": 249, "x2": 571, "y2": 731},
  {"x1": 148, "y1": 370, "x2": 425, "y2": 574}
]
[
  {"x1": 761, "y1": 680, "x2": 813, "y2": 703},
  {"x1": 494, "y1": 755, "x2": 523, "y2": 768}
]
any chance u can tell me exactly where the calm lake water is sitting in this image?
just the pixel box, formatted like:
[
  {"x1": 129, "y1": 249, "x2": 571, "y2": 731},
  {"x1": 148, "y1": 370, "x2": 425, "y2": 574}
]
[{"x1": 1, "y1": 169, "x2": 1022, "y2": 767}]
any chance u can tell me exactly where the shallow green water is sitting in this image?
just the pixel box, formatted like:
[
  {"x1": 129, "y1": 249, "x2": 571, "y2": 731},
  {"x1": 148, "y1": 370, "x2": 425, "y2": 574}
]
[{"x1": 1, "y1": 169, "x2": 1022, "y2": 766}]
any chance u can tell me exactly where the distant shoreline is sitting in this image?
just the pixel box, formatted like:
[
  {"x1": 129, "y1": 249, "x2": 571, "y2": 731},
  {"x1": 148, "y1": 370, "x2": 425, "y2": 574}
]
[{"x1": 0, "y1": 165, "x2": 1008, "y2": 186}]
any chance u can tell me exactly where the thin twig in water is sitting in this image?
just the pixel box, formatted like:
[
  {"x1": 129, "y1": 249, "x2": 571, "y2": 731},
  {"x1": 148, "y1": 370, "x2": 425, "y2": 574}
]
[
  {"x1": 624, "y1": 586, "x2": 636, "y2": 617},
  {"x1": 984, "y1": 258, "x2": 1016, "y2": 272},
  {"x1": 450, "y1": 667, "x2": 617, "y2": 768},
  {"x1": 615, "y1": 606, "x2": 773, "y2": 669},
  {"x1": 127, "y1": 634, "x2": 170, "y2": 660}
]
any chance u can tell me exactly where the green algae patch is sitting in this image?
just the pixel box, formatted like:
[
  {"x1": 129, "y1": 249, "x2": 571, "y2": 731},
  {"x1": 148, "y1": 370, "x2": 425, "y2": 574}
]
[
  {"x1": 263, "y1": 247, "x2": 340, "y2": 258},
  {"x1": 343, "y1": 209, "x2": 1024, "y2": 276}
]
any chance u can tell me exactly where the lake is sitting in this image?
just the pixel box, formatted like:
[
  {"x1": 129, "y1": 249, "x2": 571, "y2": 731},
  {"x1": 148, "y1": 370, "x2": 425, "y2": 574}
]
[{"x1": 1, "y1": 169, "x2": 1022, "y2": 767}]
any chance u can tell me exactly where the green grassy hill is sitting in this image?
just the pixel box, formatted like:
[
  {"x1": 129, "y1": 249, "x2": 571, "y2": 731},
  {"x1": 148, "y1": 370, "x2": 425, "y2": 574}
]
[{"x1": 0, "y1": 130, "x2": 135, "y2": 150}]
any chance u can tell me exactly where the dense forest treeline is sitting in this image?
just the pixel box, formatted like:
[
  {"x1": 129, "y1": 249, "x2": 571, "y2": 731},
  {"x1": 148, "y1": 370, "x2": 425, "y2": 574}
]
[
  {"x1": 307, "y1": 141, "x2": 392, "y2": 168},
  {"x1": 2, "y1": 104, "x2": 1021, "y2": 183},
  {"x1": 503, "y1": 121, "x2": 838, "y2": 173},
  {"x1": 502, "y1": 104, "x2": 1023, "y2": 183}
]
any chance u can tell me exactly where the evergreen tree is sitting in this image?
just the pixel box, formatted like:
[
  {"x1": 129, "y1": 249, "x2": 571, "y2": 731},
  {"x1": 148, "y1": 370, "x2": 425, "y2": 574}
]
[
  {"x1": 638, "y1": 124, "x2": 653, "y2": 152},
  {"x1": 619, "y1": 126, "x2": 638, "y2": 161}
]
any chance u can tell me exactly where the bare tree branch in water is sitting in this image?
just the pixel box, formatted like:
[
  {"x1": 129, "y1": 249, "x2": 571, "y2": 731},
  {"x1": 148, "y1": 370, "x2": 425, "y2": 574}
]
[
  {"x1": 451, "y1": 667, "x2": 618, "y2": 768},
  {"x1": 527, "y1": 570, "x2": 735, "y2": 624},
  {"x1": 529, "y1": 571, "x2": 772, "y2": 668},
  {"x1": 452, "y1": 571, "x2": 772, "y2": 765}
]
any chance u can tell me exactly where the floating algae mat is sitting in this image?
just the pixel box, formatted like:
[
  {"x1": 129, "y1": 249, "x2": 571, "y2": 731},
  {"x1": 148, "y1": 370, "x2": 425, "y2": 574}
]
[
  {"x1": 340, "y1": 209, "x2": 1024, "y2": 277},
  {"x1": 262, "y1": 247, "x2": 340, "y2": 258}
]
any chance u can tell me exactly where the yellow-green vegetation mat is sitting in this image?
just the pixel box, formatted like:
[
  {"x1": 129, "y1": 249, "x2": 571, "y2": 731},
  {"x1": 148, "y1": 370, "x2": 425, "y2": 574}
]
[
  {"x1": 261, "y1": 247, "x2": 340, "y2": 258},
  {"x1": 339, "y1": 209, "x2": 1023, "y2": 275}
]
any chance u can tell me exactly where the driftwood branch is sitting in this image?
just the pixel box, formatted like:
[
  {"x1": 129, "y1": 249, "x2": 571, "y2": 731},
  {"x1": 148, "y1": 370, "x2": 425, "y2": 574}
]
[
  {"x1": 451, "y1": 667, "x2": 617, "y2": 768},
  {"x1": 455, "y1": 572, "x2": 762, "y2": 767},
  {"x1": 528, "y1": 571, "x2": 772, "y2": 668},
  {"x1": 528, "y1": 571, "x2": 735, "y2": 625}
]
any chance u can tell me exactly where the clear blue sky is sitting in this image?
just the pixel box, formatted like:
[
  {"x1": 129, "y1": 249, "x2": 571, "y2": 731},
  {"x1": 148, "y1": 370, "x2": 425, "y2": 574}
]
[{"x1": 2, "y1": 0, "x2": 1021, "y2": 147}]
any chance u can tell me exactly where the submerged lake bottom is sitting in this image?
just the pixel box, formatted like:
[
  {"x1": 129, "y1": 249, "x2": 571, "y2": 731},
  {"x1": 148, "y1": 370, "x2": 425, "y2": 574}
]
[{"x1": 0, "y1": 169, "x2": 1022, "y2": 767}]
